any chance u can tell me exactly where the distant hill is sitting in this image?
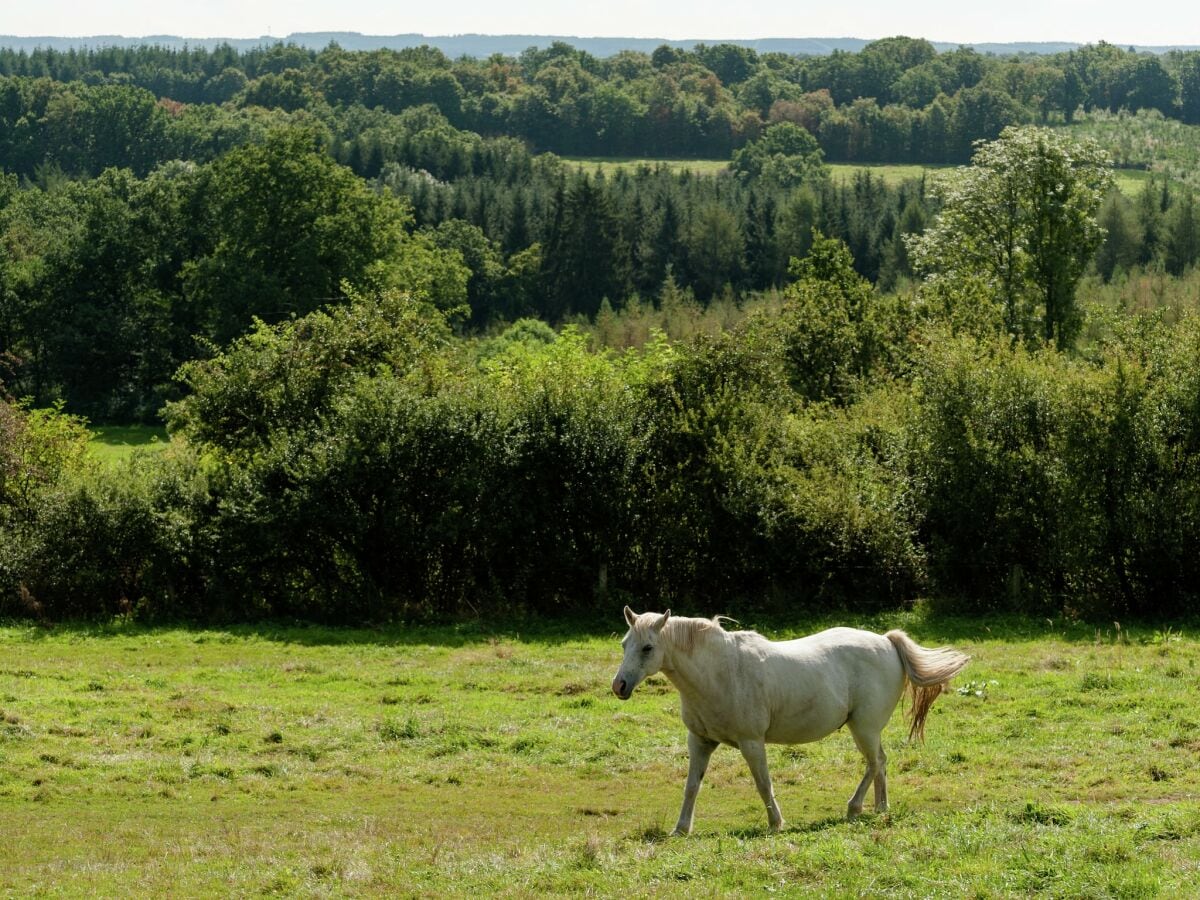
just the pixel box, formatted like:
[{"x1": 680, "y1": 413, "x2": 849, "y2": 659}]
[{"x1": 0, "y1": 32, "x2": 1197, "y2": 57}]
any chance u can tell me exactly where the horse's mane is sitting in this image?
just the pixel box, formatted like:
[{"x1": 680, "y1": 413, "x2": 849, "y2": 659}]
[{"x1": 664, "y1": 615, "x2": 738, "y2": 655}]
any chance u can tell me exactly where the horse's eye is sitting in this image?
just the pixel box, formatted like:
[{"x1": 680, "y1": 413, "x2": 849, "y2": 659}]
[{"x1": 642, "y1": 645, "x2": 653, "y2": 654}]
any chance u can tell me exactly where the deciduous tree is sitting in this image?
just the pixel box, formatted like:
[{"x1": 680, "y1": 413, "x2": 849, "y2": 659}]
[{"x1": 910, "y1": 126, "x2": 1112, "y2": 348}]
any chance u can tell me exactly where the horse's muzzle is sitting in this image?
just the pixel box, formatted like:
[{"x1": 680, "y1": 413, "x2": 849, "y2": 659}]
[{"x1": 612, "y1": 676, "x2": 630, "y2": 700}]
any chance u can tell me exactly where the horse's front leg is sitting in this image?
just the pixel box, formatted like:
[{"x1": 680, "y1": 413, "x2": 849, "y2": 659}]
[
  {"x1": 673, "y1": 731, "x2": 718, "y2": 836},
  {"x1": 738, "y1": 739, "x2": 784, "y2": 831}
]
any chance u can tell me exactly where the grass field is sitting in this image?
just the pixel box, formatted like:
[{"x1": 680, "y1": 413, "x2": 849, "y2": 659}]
[
  {"x1": 827, "y1": 162, "x2": 951, "y2": 187},
  {"x1": 830, "y1": 162, "x2": 1152, "y2": 199},
  {"x1": 1110, "y1": 167, "x2": 1157, "y2": 198},
  {"x1": 2, "y1": 611, "x2": 1199, "y2": 896},
  {"x1": 565, "y1": 156, "x2": 730, "y2": 176},
  {"x1": 566, "y1": 157, "x2": 1152, "y2": 200},
  {"x1": 88, "y1": 425, "x2": 170, "y2": 466}
]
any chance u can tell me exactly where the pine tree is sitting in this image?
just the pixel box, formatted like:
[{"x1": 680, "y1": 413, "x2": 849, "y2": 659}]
[
  {"x1": 1095, "y1": 194, "x2": 1142, "y2": 282},
  {"x1": 540, "y1": 176, "x2": 619, "y2": 319},
  {"x1": 1137, "y1": 177, "x2": 1165, "y2": 265},
  {"x1": 742, "y1": 191, "x2": 781, "y2": 292},
  {"x1": 645, "y1": 194, "x2": 682, "y2": 294},
  {"x1": 504, "y1": 193, "x2": 530, "y2": 255},
  {"x1": 1165, "y1": 191, "x2": 1200, "y2": 276}
]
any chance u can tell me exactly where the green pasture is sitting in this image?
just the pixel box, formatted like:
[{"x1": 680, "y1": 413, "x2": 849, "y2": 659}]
[
  {"x1": 88, "y1": 425, "x2": 170, "y2": 466},
  {"x1": 566, "y1": 157, "x2": 1151, "y2": 200},
  {"x1": 2, "y1": 612, "x2": 1199, "y2": 896},
  {"x1": 565, "y1": 156, "x2": 730, "y2": 177},
  {"x1": 830, "y1": 162, "x2": 1151, "y2": 198},
  {"x1": 1110, "y1": 167, "x2": 1156, "y2": 197},
  {"x1": 827, "y1": 162, "x2": 951, "y2": 187}
]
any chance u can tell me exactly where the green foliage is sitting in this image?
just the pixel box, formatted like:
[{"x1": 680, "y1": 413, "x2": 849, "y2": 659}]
[
  {"x1": 1095, "y1": 191, "x2": 1143, "y2": 281},
  {"x1": 181, "y1": 129, "x2": 416, "y2": 343},
  {"x1": 0, "y1": 131, "x2": 468, "y2": 420},
  {"x1": 0, "y1": 451, "x2": 208, "y2": 620},
  {"x1": 166, "y1": 288, "x2": 454, "y2": 455},
  {"x1": 910, "y1": 318, "x2": 1200, "y2": 616},
  {"x1": 730, "y1": 121, "x2": 826, "y2": 187},
  {"x1": 7, "y1": 43, "x2": 1200, "y2": 621},
  {"x1": 0, "y1": 399, "x2": 201, "y2": 621},
  {"x1": 0, "y1": 398, "x2": 92, "y2": 521},
  {"x1": 1062, "y1": 109, "x2": 1200, "y2": 191},
  {"x1": 777, "y1": 231, "x2": 910, "y2": 403},
  {"x1": 633, "y1": 317, "x2": 920, "y2": 608},
  {"x1": 911, "y1": 126, "x2": 1113, "y2": 348},
  {"x1": 1165, "y1": 190, "x2": 1200, "y2": 275}
]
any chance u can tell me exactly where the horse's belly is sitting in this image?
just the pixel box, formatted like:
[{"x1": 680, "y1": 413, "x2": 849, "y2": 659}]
[
  {"x1": 680, "y1": 704, "x2": 765, "y2": 746},
  {"x1": 763, "y1": 708, "x2": 848, "y2": 745}
]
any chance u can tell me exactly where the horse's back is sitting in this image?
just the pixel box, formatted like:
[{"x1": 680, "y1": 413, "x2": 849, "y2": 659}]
[{"x1": 774, "y1": 626, "x2": 895, "y2": 662}]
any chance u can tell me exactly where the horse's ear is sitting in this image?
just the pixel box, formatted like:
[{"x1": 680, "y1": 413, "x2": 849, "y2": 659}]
[
  {"x1": 623, "y1": 605, "x2": 637, "y2": 627},
  {"x1": 653, "y1": 609, "x2": 671, "y2": 632}
]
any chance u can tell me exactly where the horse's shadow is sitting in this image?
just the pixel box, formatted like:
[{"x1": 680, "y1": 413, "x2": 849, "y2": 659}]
[{"x1": 725, "y1": 815, "x2": 850, "y2": 840}]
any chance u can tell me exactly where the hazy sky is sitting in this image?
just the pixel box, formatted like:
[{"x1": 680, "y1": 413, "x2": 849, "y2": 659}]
[{"x1": 3, "y1": 0, "x2": 1196, "y2": 46}]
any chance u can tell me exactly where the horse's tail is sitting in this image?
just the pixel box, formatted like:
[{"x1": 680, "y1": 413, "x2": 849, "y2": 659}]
[{"x1": 885, "y1": 630, "x2": 970, "y2": 743}]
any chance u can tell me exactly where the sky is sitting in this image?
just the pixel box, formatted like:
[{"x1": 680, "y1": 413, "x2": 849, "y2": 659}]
[{"x1": 2, "y1": 0, "x2": 1197, "y2": 46}]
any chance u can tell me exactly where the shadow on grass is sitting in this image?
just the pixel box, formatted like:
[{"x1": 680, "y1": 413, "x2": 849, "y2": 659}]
[
  {"x1": 0, "y1": 614, "x2": 626, "y2": 649},
  {"x1": 692, "y1": 815, "x2": 851, "y2": 842}
]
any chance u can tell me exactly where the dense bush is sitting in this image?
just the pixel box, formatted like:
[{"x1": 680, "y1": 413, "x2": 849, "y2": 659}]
[
  {"x1": 0, "y1": 453, "x2": 207, "y2": 620},
  {"x1": 5, "y1": 256, "x2": 1200, "y2": 623},
  {"x1": 910, "y1": 320, "x2": 1200, "y2": 617},
  {"x1": 1, "y1": 277, "x2": 929, "y2": 621}
]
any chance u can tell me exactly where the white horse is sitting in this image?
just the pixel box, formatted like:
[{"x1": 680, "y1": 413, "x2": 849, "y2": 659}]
[{"x1": 611, "y1": 607, "x2": 969, "y2": 834}]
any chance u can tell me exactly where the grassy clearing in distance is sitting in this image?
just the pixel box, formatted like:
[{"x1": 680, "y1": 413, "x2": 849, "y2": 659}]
[
  {"x1": 564, "y1": 158, "x2": 1153, "y2": 200},
  {"x1": 828, "y1": 161, "x2": 1151, "y2": 199},
  {"x1": 1, "y1": 611, "x2": 1199, "y2": 896},
  {"x1": 88, "y1": 424, "x2": 170, "y2": 466},
  {"x1": 1111, "y1": 166, "x2": 1156, "y2": 198},
  {"x1": 565, "y1": 156, "x2": 729, "y2": 176},
  {"x1": 827, "y1": 161, "x2": 952, "y2": 188}
]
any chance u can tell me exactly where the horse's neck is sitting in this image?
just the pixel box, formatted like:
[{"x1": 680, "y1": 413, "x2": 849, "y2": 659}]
[{"x1": 661, "y1": 629, "x2": 734, "y2": 703}]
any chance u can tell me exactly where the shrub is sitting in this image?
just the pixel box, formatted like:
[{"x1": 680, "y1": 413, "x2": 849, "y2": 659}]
[
  {"x1": 910, "y1": 319, "x2": 1200, "y2": 616},
  {"x1": 0, "y1": 451, "x2": 208, "y2": 620}
]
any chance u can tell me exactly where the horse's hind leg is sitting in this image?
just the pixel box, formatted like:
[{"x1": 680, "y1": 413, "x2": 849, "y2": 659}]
[
  {"x1": 738, "y1": 739, "x2": 784, "y2": 831},
  {"x1": 872, "y1": 737, "x2": 889, "y2": 812},
  {"x1": 846, "y1": 722, "x2": 886, "y2": 820}
]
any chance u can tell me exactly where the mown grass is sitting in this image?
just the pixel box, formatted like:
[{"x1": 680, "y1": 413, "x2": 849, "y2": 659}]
[
  {"x1": 1110, "y1": 167, "x2": 1157, "y2": 198},
  {"x1": 2, "y1": 612, "x2": 1199, "y2": 896},
  {"x1": 88, "y1": 425, "x2": 170, "y2": 466}
]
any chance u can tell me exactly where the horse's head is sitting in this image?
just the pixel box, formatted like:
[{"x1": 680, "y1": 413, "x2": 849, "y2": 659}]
[{"x1": 612, "y1": 605, "x2": 670, "y2": 700}]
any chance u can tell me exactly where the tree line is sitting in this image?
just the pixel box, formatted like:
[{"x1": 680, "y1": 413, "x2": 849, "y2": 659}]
[
  {"x1": 3, "y1": 37, "x2": 1200, "y2": 167},
  {"x1": 3, "y1": 126, "x2": 1200, "y2": 623}
]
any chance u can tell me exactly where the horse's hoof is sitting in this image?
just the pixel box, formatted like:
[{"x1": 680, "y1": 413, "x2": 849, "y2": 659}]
[{"x1": 846, "y1": 805, "x2": 863, "y2": 821}]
